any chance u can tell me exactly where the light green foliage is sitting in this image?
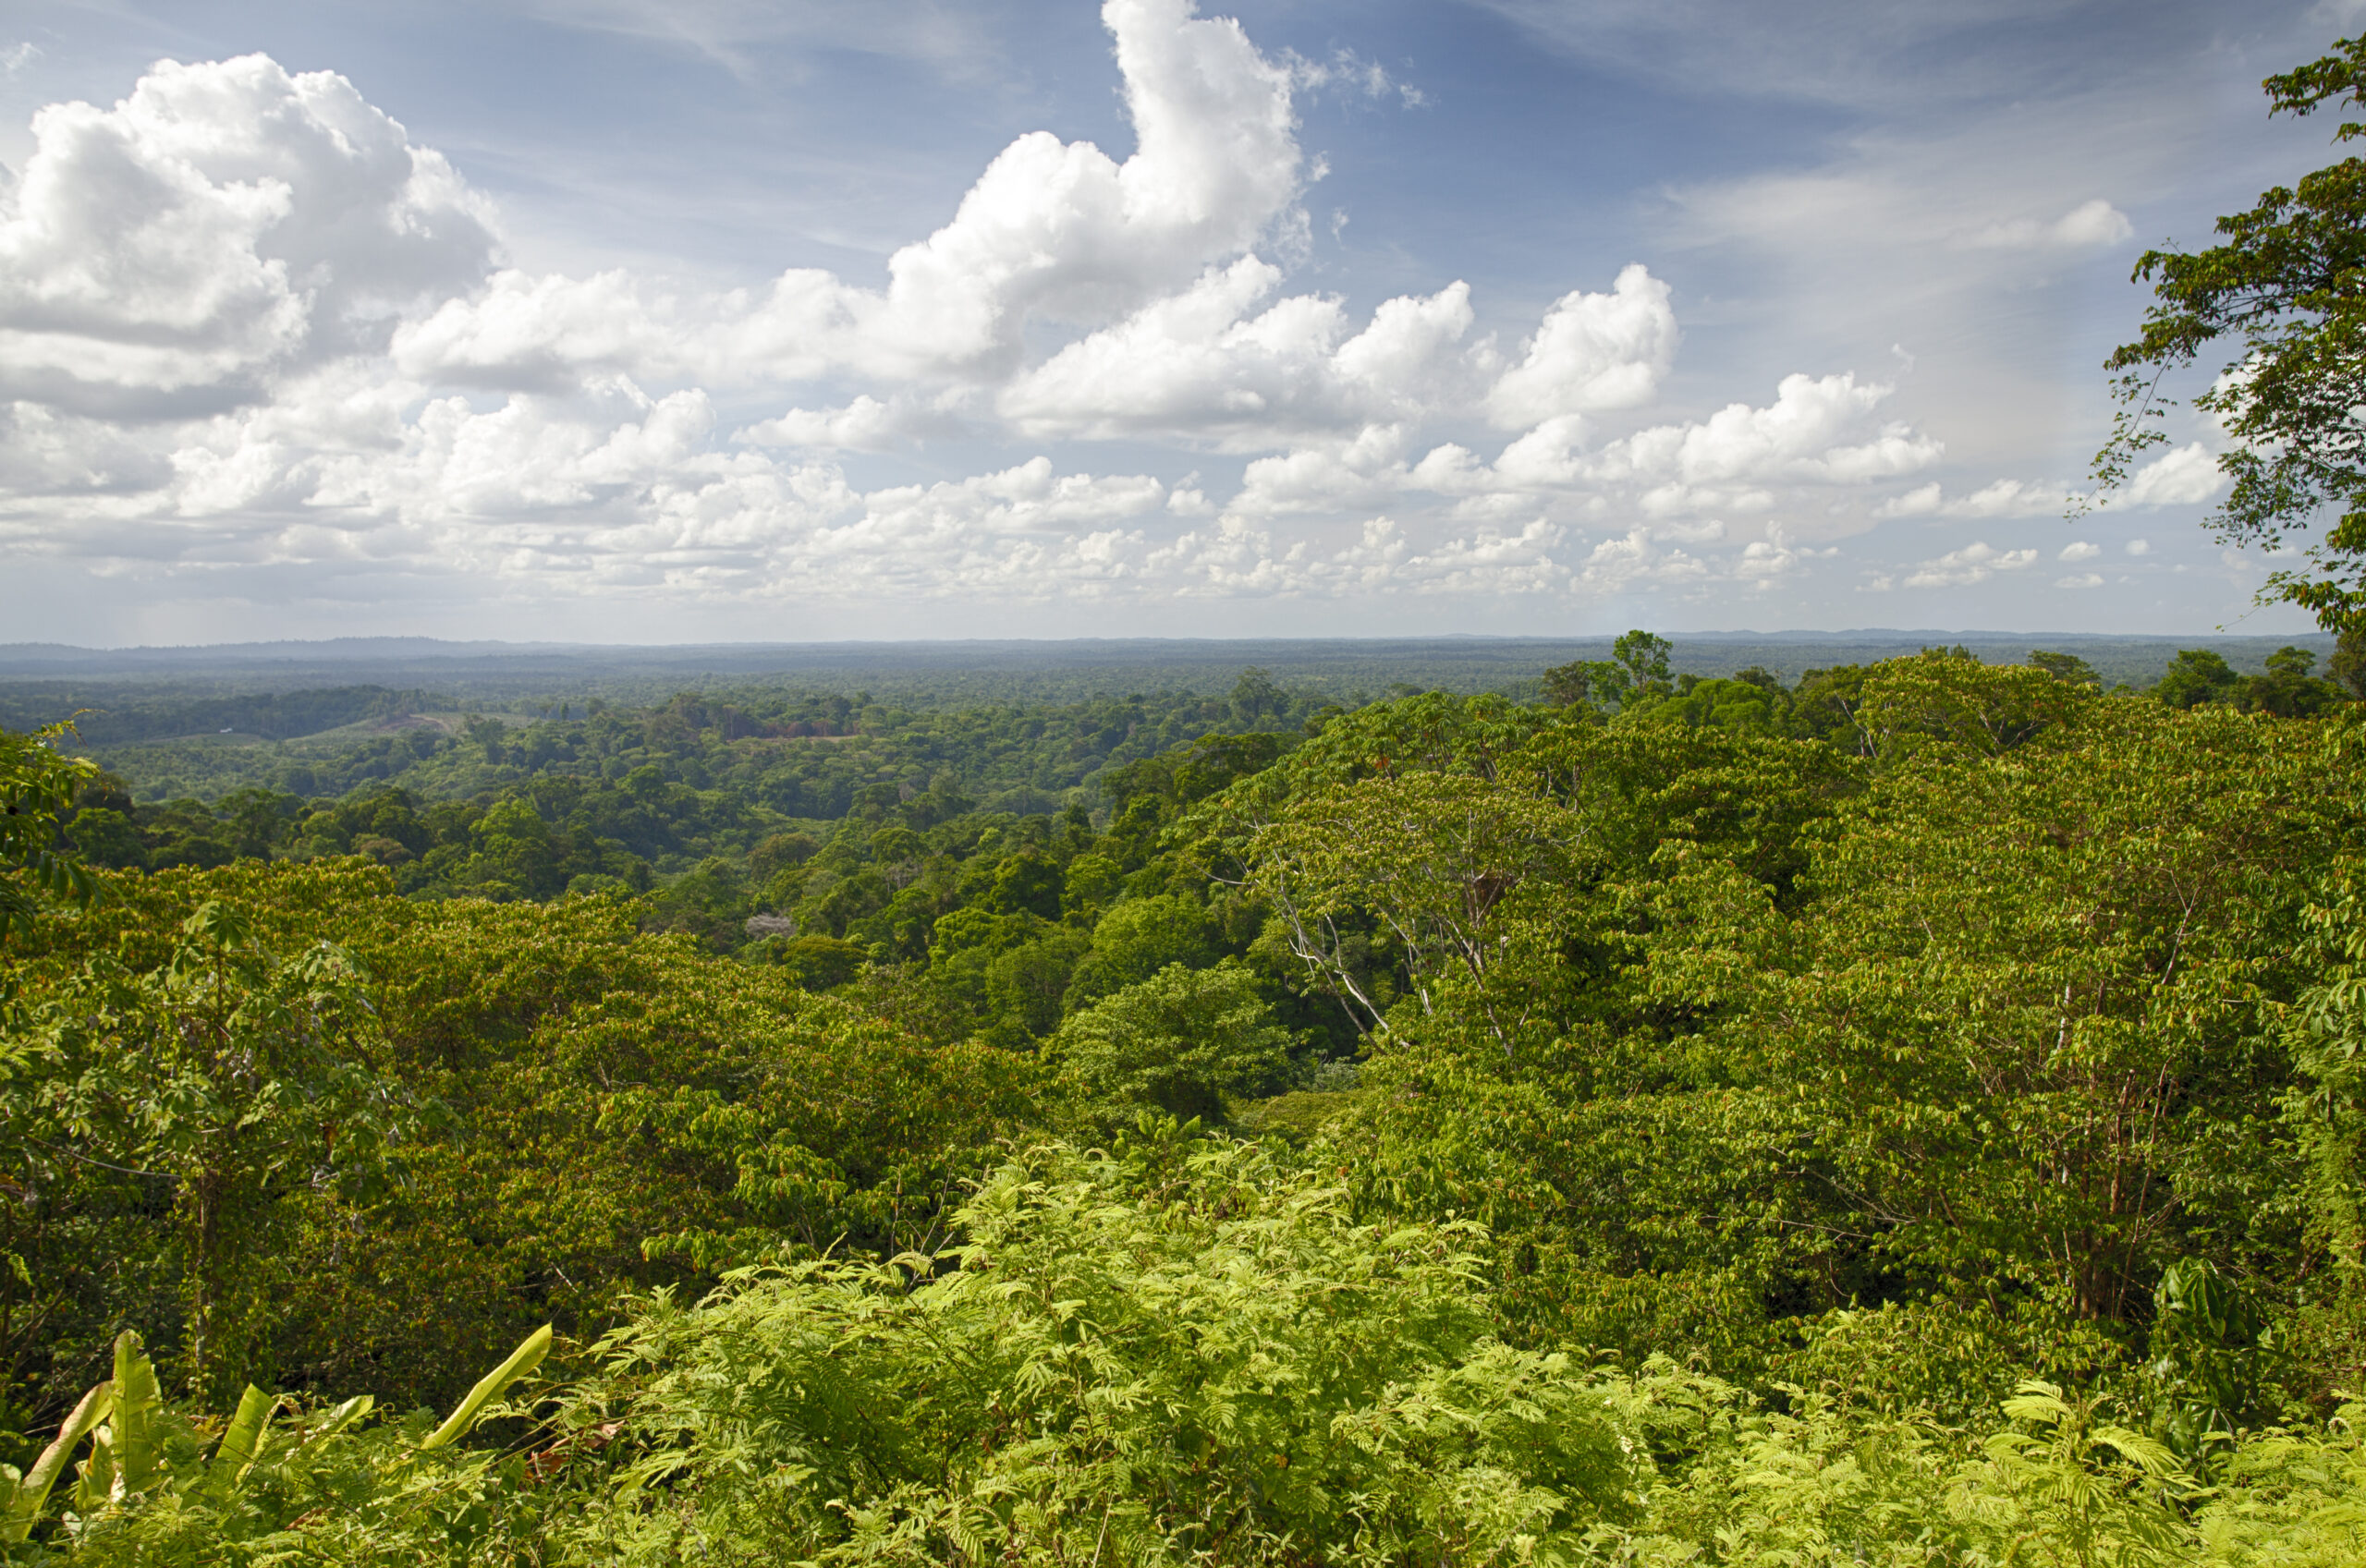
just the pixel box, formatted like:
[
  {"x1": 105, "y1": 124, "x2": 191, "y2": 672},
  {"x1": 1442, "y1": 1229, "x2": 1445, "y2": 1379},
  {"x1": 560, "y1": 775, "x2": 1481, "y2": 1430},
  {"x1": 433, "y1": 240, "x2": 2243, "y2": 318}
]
[
  {"x1": 1844, "y1": 649, "x2": 2089, "y2": 755},
  {"x1": 1975, "y1": 1381, "x2": 2192, "y2": 1565},
  {"x1": 4, "y1": 1326, "x2": 553, "y2": 1564},
  {"x1": 1, "y1": 1380, "x2": 110, "y2": 1543},
  {"x1": 0, "y1": 720, "x2": 99, "y2": 939},
  {"x1": 1767, "y1": 1298, "x2": 2124, "y2": 1432},
  {"x1": 420, "y1": 1326, "x2": 550, "y2": 1452},
  {"x1": 543, "y1": 1136, "x2": 1673, "y2": 1568},
  {"x1": 1228, "y1": 1083, "x2": 1371, "y2": 1146},
  {"x1": 2198, "y1": 1419, "x2": 2366, "y2": 1564},
  {"x1": 1051, "y1": 963, "x2": 1294, "y2": 1124},
  {"x1": 14, "y1": 1159, "x2": 2365, "y2": 1567},
  {"x1": 1628, "y1": 1378, "x2": 2224, "y2": 1568},
  {"x1": 1220, "y1": 767, "x2": 1581, "y2": 1043},
  {"x1": 1062, "y1": 893, "x2": 1217, "y2": 1010},
  {"x1": 1058, "y1": 849, "x2": 1125, "y2": 916}
]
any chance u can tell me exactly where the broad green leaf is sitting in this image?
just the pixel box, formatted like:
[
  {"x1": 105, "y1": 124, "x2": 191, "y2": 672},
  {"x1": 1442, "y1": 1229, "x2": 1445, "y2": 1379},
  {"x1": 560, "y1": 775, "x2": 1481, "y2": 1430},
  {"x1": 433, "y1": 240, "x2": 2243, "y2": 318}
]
[
  {"x1": 421, "y1": 1324, "x2": 552, "y2": 1452},
  {"x1": 109, "y1": 1331, "x2": 161, "y2": 1496},
  {"x1": 0, "y1": 1380, "x2": 112, "y2": 1544}
]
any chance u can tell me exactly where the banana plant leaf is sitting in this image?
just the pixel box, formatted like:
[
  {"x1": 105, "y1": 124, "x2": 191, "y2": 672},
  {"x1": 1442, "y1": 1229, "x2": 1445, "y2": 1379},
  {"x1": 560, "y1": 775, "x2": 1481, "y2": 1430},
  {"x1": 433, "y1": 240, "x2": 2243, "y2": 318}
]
[
  {"x1": 421, "y1": 1325, "x2": 552, "y2": 1452},
  {"x1": 0, "y1": 1380, "x2": 113, "y2": 1544},
  {"x1": 109, "y1": 1330, "x2": 162, "y2": 1499},
  {"x1": 205, "y1": 1385, "x2": 276, "y2": 1499}
]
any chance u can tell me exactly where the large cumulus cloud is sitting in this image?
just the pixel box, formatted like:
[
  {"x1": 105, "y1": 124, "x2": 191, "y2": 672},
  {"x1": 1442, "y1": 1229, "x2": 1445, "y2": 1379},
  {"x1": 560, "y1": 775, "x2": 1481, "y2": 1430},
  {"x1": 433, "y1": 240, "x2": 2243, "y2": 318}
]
[
  {"x1": 0, "y1": 54, "x2": 494, "y2": 415},
  {"x1": 395, "y1": 0, "x2": 1306, "y2": 390}
]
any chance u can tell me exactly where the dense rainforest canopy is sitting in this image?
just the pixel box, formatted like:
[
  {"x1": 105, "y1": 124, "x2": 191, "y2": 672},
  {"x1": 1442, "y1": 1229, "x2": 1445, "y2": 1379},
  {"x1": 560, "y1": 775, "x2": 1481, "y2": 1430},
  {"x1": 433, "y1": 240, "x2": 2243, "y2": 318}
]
[
  {"x1": 19, "y1": 21, "x2": 2366, "y2": 1561},
  {"x1": 4, "y1": 632, "x2": 2366, "y2": 1565}
]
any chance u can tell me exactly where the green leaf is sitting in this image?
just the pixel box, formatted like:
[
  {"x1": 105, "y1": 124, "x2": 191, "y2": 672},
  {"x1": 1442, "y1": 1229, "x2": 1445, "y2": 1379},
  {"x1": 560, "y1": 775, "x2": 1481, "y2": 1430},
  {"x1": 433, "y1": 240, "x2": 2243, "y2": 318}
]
[
  {"x1": 0, "y1": 1379, "x2": 112, "y2": 1544},
  {"x1": 208, "y1": 1383, "x2": 275, "y2": 1495},
  {"x1": 420, "y1": 1323, "x2": 552, "y2": 1452},
  {"x1": 109, "y1": 1329, "x2": 162, "y2": 1496}
]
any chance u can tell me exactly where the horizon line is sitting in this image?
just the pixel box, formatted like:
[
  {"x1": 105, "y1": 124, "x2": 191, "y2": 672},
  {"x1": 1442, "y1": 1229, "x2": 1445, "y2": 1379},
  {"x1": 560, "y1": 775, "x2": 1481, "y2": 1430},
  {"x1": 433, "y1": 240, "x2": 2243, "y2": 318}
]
[{"x1": 0, "y1": 628, "x2": 2329, "y2": 659}]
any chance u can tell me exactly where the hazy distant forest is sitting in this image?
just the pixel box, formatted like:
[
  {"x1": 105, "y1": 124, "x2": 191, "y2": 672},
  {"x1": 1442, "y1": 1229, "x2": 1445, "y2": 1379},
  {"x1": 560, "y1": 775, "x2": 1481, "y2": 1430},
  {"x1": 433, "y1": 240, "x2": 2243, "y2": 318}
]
[{"x1": 3, "y1": 621, "x2": 2366, "y2": 1567}]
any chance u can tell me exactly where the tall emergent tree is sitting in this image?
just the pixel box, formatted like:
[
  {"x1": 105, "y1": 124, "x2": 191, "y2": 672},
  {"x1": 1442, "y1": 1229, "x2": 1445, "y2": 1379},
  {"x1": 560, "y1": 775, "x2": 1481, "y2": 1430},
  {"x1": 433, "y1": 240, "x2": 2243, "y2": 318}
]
[{"x1": 2095, "y1": 35, "x2": 2366, "y2": 629}]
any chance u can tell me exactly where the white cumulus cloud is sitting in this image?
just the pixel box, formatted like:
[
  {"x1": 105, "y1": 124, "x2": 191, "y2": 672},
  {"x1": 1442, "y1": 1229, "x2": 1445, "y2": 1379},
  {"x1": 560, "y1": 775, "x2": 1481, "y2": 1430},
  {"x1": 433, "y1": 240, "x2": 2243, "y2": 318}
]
[
  {"x1": 2120, "y1": 441, "x2": 2225, "y2": 507},
  {"x1": 0, "y1": 53, "x2": 494, "y2": 413},
  {"x1": 1575, "y1": 371, "x2": 1941, "y2": 497},
  {"x1": 397, "y1": 0, "x2": 1307, "y2": 390},
  {"x1": 1482, "y1": 263, "x2": 1677, "y2": 428},
  {"x1": 1967, "y1": 198, "x2": 2134, "y2": 250},
  {"x1": 1875, "y1": 476, "x2": 2068, "y2": 518},
  {"x1": 997, "y1": 258, "x2": 1477, "y2": 445},
  {"x1": 737, "y1": 393, "x2": 971, "y2": 453},
  {"x1": 1901, "y1": 541, "x2": 2038, "y2": 589},
  {"x1": 0, "y1": 2, "x2": 2067, "y2": 625}
]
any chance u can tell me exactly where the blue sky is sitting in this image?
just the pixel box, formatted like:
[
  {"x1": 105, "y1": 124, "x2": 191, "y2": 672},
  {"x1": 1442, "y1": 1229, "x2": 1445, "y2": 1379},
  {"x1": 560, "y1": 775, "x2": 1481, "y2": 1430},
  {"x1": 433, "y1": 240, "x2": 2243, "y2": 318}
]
[{"x1": 0, "y1": 0, "x2": 2351, "y2": 644}]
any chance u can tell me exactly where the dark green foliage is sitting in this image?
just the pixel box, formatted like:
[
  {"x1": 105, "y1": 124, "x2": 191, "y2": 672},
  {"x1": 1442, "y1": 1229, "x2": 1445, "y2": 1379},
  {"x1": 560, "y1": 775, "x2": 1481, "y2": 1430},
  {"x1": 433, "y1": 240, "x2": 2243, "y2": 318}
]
[
  {"x1": 2333, "y1": 625, "x2": 2366, "y2": 696},
  {"x1": 2153, "y1": 648, "x2": 2244, "y2": 709},
  {"x1": 2031, "y1": 649, "x2": 2103, "y2": 686},
  {"x1": 7, "y1": 901, "x2": 420, "y2": 1404},
  {"x1": 2152, "y1": 644, "x2": 2351, "y2": 713},
  {"x1": 2253, "y1": 644, "x2": 2347, "y2": 715},
  {"x1": 1640, "y1": 675, "x2": 1795, "y2": 735},
  {"x1": 1541, "y1": 628, "x2": 1673, "y2": 712},
  {"x1": 48, "y1": 683, "x2": 1327, "y2": 813},
  {"x1": 1051, "y1": 963, "x2": 1295, "y2": 1124},
  {"x1": 1062, "y1": 893, "x2": 1217, "y2": 1009},
  {"x1": 2147, "y1": 1259, "x2": 2273, "y2": 1464},
  {"x1": 0, "y1": 686, "x2": 432, "y2": 748}
]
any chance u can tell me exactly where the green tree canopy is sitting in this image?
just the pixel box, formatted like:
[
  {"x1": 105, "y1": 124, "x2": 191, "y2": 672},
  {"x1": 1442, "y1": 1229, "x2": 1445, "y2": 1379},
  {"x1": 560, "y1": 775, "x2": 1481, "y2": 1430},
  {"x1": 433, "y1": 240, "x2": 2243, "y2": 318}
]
[
  {"x1": 2153, "y1": 648, "x2": 2243, "y2": 709},
  {"x1": 1, "y1": 721, "x2": 98, "y2": 939},
  {"x1": 2094, "y1": 34, "x2": 2366, "y2": 627},
  {"x1": 1050, "y1": 963, "x2": 1294, "y2": 1124},
  {"x1": 1541, "y1": 629, "x2": 1674, "y2": 712}
]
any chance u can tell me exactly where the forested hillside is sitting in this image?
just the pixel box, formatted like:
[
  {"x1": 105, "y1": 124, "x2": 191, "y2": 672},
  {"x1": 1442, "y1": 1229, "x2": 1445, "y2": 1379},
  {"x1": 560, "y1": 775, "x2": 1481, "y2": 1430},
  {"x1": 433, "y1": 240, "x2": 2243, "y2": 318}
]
[{"x1": 5, "y1": 637, "x2": 2366, "y2": 1563}]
